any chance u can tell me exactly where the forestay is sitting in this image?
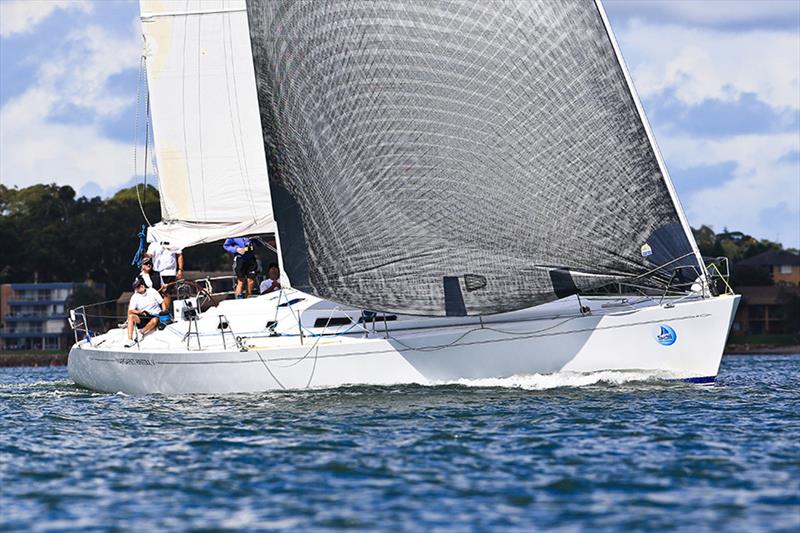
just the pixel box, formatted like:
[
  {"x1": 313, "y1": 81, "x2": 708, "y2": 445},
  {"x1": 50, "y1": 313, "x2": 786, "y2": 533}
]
[
  {"x1": 140, "y1": 0, "x2": 274, "y2": 248},
  {"x1": 246, "y1": 0, "x2": 705, "y2": 316}
]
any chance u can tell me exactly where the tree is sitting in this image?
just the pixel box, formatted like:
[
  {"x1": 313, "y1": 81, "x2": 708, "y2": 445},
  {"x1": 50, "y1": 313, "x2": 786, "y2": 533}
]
[
  {"x1": 730, "y1": 265, "x2": 774, "y2": 287},
  {"x1": 0, "y1": 183, "x2": 236, "y2": 299}
]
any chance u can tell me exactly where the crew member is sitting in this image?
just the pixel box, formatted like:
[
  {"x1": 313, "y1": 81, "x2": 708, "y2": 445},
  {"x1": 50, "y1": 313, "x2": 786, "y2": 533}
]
[
  {"x1": 126, "y1": 277, "x2": 167, "y2": 347},
  {"x1": 224, "y1": 237, "x2": 258, "y2": 298},
  {"x1": 259, "y1": 263, "x2": 282, "y2": 294},
  {"x1": 145, "y1": 240, "x2": 183, "y2": 309},
  {"x1": 139, "y1": 257, "x2": 161, "y2": 289}
]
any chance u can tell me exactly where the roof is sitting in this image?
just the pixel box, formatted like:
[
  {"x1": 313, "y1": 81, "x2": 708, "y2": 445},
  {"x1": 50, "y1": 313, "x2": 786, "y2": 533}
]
[
  {"x1": 117, "y1": 292, "x2": 132, "y2": 305},
  {"x1": 738, "y1": 250, "x2": 800, "y2": 267}
]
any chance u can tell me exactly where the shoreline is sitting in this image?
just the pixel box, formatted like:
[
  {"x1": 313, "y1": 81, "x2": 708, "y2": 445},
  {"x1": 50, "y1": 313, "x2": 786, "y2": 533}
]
[
  {"x1": 0, "y1": 352, "x2": 69, "y2": 368},
  {"x1": 1, "y1": 347, "x2": 798, "y2": 368},
  {"x1": 724, "y1": 345, "x2": 800, "y2": 355}
]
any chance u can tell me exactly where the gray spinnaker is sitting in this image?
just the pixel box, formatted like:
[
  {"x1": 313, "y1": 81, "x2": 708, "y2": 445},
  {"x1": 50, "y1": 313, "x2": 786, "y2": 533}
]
[{"x1": 246, "y1": 0, "x2": 703, "y2": 316}]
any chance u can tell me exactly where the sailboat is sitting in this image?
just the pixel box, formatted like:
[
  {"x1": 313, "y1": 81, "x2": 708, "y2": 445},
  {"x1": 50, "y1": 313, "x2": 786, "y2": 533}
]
[{"x1": 68, "y1": 0, "x2": 740, "y2": 394}]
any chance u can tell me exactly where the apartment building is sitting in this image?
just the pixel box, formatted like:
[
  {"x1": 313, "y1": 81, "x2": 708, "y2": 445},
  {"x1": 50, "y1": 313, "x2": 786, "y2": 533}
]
[{"x1": 0, "y1": 282, "x2": 104, "y2": 351}]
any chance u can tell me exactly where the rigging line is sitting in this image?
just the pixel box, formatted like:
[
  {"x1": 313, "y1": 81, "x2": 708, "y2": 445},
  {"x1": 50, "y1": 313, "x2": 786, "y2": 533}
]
[
  {"x1": 385, "y1": 316, "x2": 577, "y2": 353},
  {"x1": 133, "y1": 54, "x2": 142, "y2": 183},
  {"x1": 305, "y1": 346, "x2": 319, "y2": 389},
  {"x1": 481, "y1": 317, "x2": 579, "y2": 337},
  {"x1": 143, "y1": 97, "x2": 149, "y2": 202},
  {"x1": 75, "y1": 297, "x2": 128, "y2": 310},
  {"x1": 145, "y1": 66, "x2": 160, "y2": 190},
  {"x1": 141, "y1": 7, "x2": 245, "y2": 19},
  {"x1": 273, "y1": 304, "x2": 343, "y2": 369},
  {"x1": 622, "y1": 252, "x2": 699, "y2": 284},
  {"x1": 254, "y1": 349, "x2": 285, "y2": 390},
  {"x1": 253, "y1": 236, "x2": 277, "y2": 254},
  {"x1": 134, "y1": 56, "x2": 152, "y2": 227},
  {"x1": 140, "y1": 97, "x2": 153, "y2": 227},
  {"x1": 636, "y1": 255, "x2": 699, "y2": 283}
]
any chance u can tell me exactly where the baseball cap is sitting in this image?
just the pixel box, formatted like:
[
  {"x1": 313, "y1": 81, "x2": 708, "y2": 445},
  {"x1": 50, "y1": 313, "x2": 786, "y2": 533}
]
[{"x1": 132, "y1": 277, "x2": 145, "y2": 289}]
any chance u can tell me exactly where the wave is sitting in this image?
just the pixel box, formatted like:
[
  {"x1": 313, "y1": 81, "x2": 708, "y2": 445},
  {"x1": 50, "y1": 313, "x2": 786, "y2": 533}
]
[{"x1": 438, "y1": 369, "x2": 676, "y2": 390}]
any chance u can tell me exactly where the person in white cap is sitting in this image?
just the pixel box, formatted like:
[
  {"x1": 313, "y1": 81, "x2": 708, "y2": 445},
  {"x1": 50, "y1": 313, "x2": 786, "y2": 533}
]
[{"x1": 138, "y1": 256, "x2": 161, "y2": 289}]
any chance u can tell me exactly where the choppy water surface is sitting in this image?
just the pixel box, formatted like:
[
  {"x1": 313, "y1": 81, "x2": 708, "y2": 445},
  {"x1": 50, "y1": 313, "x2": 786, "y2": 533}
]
[{"x1": 1, "y1": 356, "x2": 798, "y2": 531}]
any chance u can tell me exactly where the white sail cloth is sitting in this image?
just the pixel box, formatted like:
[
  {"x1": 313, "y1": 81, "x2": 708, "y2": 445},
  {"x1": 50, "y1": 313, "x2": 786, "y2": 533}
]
[{"x1": 140, "y1": 0, "x2": 274, "y2": 247}]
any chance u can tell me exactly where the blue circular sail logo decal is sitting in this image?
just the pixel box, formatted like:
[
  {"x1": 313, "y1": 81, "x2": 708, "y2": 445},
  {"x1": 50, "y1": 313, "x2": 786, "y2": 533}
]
[{"x1": 656, "y1": 325, "x2": 677, "y2": 346}]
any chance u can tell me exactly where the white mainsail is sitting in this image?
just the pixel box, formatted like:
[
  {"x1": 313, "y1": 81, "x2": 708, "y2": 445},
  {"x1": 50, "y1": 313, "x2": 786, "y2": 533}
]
[{"x1": 140, "y1": 0, "x2": 274, "y2": 247}]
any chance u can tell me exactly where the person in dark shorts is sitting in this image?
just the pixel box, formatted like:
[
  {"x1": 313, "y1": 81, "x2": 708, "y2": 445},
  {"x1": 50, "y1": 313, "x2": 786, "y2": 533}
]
[
  {"x1": 126, "y1": 277, "x2": 167, "y2": 347},
  {"x1": 224, "y1": 237, "x2": 258, "y2": 298}
]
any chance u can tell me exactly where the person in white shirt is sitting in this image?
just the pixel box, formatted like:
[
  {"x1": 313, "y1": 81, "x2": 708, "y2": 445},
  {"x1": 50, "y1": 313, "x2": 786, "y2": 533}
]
[
  {"x1": 145, "y1": 241, "x2": 183, "y2": 308},
  {"x1": 259, "y1": 263, "x2": 282, "y2": 295},
  {"x1": 126, "y1": 277, "x2": 166, "y2": 347}
]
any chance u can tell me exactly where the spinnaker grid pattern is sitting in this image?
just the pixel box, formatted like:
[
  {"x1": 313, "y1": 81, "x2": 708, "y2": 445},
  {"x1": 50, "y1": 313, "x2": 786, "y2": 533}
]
[{"x1": 247, "y1": 0, "x2": 700, "y2": 316}]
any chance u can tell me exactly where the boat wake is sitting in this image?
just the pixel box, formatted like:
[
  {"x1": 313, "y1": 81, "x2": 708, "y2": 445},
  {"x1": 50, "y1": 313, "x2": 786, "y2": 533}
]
[{"x1": 439, "y1": 369, "x2": 677, "y2": 390}]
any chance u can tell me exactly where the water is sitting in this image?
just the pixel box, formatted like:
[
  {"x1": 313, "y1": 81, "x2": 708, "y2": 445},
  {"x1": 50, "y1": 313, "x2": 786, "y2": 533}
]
[{"x1": 1, "y1": 356, "x2": 798, "y2": 532}]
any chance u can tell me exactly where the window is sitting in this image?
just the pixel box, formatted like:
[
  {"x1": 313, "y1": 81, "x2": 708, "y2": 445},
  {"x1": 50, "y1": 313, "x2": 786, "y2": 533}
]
[
  {"x1": 780, "y1": 265, "x2": 793, "y2": 274},
  {"x1": 769, "y1": 307, "x2": 785, "y2": 320}
]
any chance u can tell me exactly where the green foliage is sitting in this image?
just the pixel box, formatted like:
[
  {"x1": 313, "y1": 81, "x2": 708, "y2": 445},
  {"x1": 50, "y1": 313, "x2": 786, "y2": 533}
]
[
  {"x1": 65, "y1": 285, "x2": 105, "y2": 310},
  {"x1": 730, "y1": 266, "x2": 774, "y2": 287},
  {"x1": 0, "y1": 183, "x2": 240, "y2": 299},
  {"x1": 693, "y1": 225, "x2": 782, "y2": 263},
  {"x1": 0, "y1": 183, "x2": 163, "y2": 298},
  {"x1": 692, "y1": 225, "x2": 784, "y2": 287},
  {"x1": 1, "y1": 186, "x2": 791, "y2": 300}
]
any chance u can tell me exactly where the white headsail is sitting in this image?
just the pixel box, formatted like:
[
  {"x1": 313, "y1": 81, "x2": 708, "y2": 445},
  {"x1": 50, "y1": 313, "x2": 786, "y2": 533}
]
[{"x1": 140, "y1": 0, "x2": 274, "y2": 247}]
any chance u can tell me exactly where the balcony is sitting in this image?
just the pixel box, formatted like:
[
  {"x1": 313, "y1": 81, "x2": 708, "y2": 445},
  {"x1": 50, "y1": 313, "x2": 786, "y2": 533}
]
[
  {"x1": 8, "y1": 299, "x2": 67, "y2": 306},
  {"x1": 0, "y1": 331, "x2": 64, "y2": 338},
  {"x1": 3, "y1": 314, "x2": 66, "y2": 322}
]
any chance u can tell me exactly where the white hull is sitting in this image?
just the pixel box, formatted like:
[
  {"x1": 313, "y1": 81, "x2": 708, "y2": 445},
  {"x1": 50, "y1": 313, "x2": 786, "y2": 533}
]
[{"x1": 68, "y1": 291, "x2": 739, "y2": 394}]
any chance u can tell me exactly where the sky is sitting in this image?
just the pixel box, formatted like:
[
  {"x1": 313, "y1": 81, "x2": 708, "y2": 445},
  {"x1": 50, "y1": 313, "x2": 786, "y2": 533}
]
[{"x1": 0, "y1": 0, "x2": 798, "y2": 248}]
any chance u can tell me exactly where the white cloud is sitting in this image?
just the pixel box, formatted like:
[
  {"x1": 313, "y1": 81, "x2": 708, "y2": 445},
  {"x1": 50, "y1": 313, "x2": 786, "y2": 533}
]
[
  {"x1": 48, "y1": 24, "x2": 142, "y2": 117},
  {"x1": 615, "y1": 21, "x2": 800, "y2": 110},
  {"x1": 0, "y1": 0, "x2": 92, "y2": 38},
  {"x1": 605, "y1": 0, "x2": 799, "y2": 29},
  {"x1": 0, "y1": 88, "x2": 135, "y2": 190},
  {"x1": 660, "y1": 133, "x2": 800, "y2": 247},
  {"x1": 0, "y1": 23, "x2": 142, "y2": 190},
  {"x1": 611, "y1": 18, "x2": 800, "y2": 246}
]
